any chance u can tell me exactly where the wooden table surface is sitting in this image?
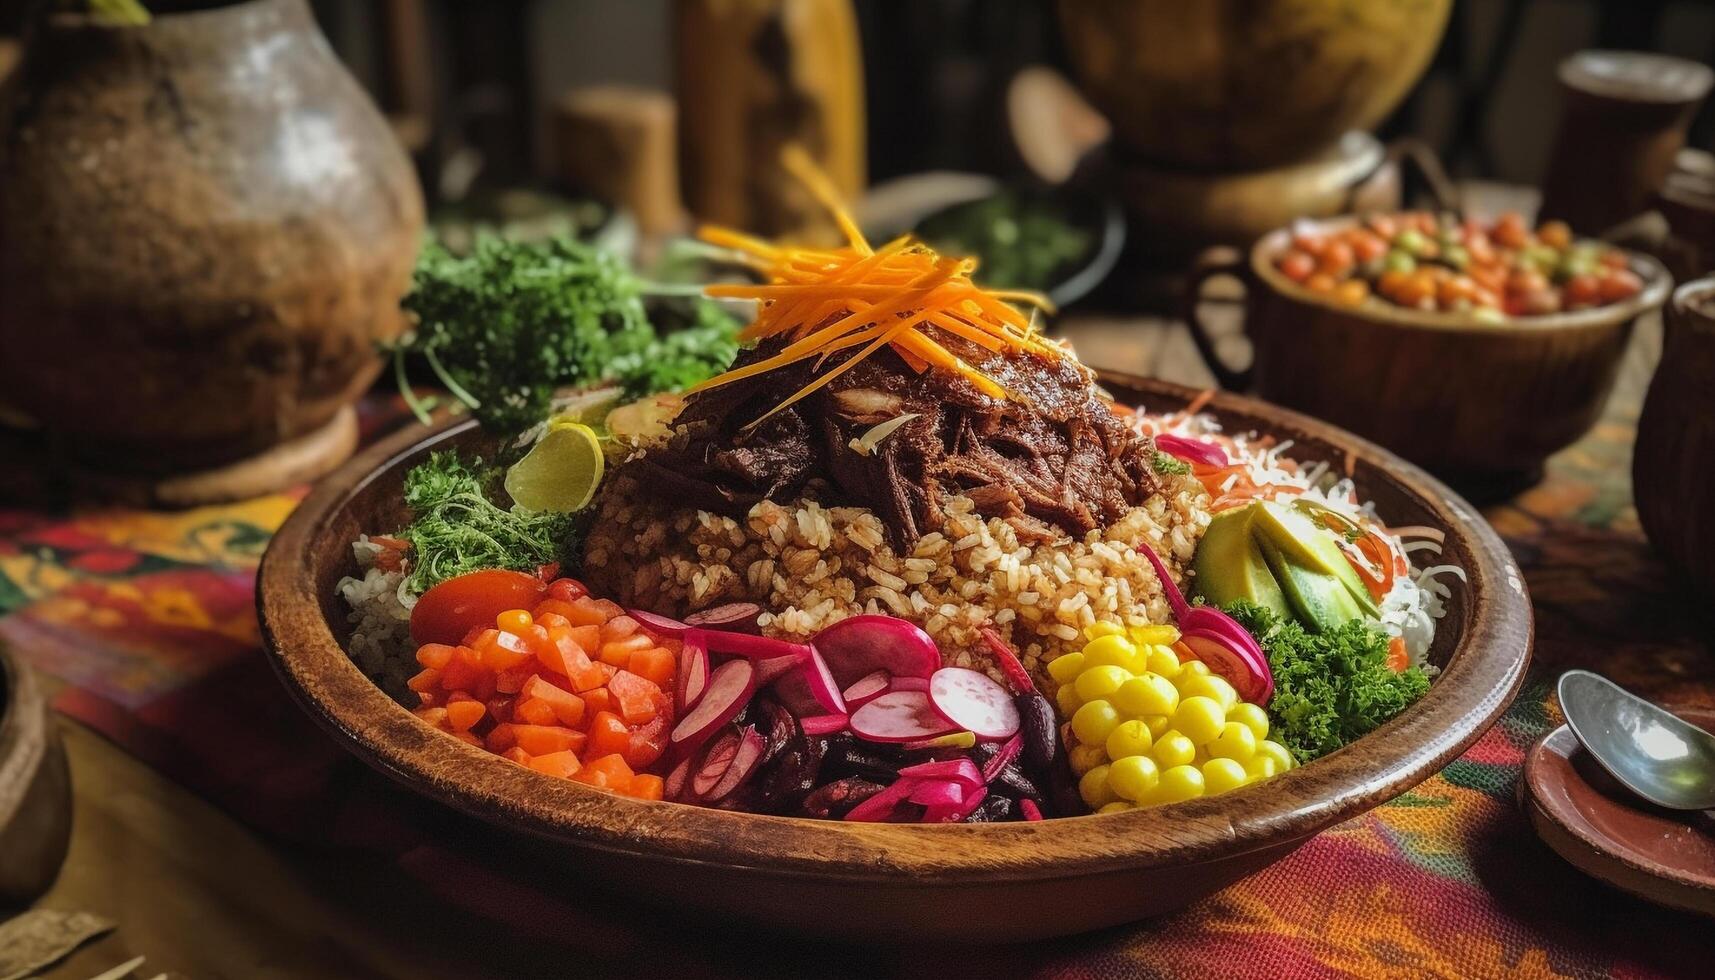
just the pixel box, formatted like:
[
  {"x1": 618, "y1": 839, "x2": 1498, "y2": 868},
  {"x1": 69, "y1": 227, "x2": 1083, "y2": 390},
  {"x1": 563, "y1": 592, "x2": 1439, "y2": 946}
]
[{"x1": 20, "y1": 305, "x2": 1667, "y2": 979}]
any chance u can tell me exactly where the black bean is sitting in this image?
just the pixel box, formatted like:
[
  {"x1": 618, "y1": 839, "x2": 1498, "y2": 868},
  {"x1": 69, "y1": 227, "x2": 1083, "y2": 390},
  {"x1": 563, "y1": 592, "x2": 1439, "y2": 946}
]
[{"x1": 1018, "y1": 694, "x2": 1058, "y2": 772}]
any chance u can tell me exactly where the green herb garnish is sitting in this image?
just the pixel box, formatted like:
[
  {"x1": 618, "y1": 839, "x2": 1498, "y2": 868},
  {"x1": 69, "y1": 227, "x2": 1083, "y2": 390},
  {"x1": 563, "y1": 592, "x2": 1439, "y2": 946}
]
[
  {"x1": 397, "y1": 451, "x2": 580, "y2": 594},
  {"x1": 1151, "y1": 450, "x2": 1191, "y2": 476},
  {"x1": 1225, "y1": 599, "x2": 1430, "y2": 763},
  {"x1": 392, "y1": 235, "x2": 737, "y2": 432}
]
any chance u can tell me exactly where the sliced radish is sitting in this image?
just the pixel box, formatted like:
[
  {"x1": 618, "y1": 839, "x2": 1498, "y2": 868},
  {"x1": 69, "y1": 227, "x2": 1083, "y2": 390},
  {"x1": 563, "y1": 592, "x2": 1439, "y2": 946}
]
[
  {"x1": 800, "y1": 713, "x2": 849, "y2": 736},
  {"x1": 928, "y1": 667, "x2": 1020, "y2": 740},
  {"x1": 899, "y1": 758, "x2": 983, "y2": 792},
  {"x1": 849, "y1": 690, "x2": 957, "y2": 743},
  {"x1": 705, "y1": 725, "x2": 766, "y2": 802},
  {"x1": 670, "y1": 659, "x2": 756, "y2": 746},
  {"x1": 772, "y1": 649, "x2": 846, "y2": 716},
  {"x1": 664, "y1": 755, "x2": 692, "y2": 801},
  {"x1": 811, "y1": 615, "x2": 942, "y2": 687},
  {"x1": 676, "y1": 637, "x2": 710, "y2": 714},
  {"x1": 755, "y1": 653, "x2": 806, "y2": 685},
  {"x1": 888, "y1": 676, "x2": 930, "y2": 693},
  {"x1": 907, "y1": 779, "x2": 964, "y2": 809},
  {"x1": 689, "y1": 727, "x2": 742, "y2": 798},
  {"x1": 683, "y1": 602, "x2": 763, "y2": 634},
  {"x1": 840, "y1": 670, "x2": 892, "y2": 708},
  {"x1": 1181, "y1": 630, "x2": 1272, "y2": 704},
  {"x1": 933, "y1": 786, "x2": 989, "y2": 823},
  {"x1": 690, "y1": 628, "x2": 813, "y2": 662},
  {"x1": 628, "y1": 608, "x2": 689, "y2": 638},
  {"x1": 842, "y1": 777, "x2": 919, "y2": 822}
]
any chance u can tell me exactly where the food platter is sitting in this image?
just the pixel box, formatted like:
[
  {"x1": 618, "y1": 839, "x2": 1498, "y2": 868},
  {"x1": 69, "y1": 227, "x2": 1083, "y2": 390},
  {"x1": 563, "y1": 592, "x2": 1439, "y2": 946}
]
[{"x1": 257, "y1": 371, "x2": 1531, "y2": 941}]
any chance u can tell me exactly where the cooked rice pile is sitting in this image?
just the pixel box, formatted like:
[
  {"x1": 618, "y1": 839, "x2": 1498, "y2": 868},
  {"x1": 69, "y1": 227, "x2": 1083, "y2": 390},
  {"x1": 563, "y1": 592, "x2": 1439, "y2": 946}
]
[{"x1": 582, "y1": 473, "x2": 1212, "y2": 685}]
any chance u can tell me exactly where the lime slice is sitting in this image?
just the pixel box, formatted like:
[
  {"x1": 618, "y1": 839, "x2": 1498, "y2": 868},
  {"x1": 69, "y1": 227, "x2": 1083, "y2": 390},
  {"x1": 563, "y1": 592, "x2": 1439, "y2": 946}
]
[{"x1": 504, "y1": 422, "x2": 604, "y2": 513}]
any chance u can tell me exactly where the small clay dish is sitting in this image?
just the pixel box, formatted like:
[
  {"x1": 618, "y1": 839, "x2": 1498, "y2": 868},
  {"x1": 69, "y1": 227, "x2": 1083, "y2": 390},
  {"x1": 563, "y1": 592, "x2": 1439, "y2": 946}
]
[{"x1": 1522, "y1": 707, "x2": 1715, "y2": 916}]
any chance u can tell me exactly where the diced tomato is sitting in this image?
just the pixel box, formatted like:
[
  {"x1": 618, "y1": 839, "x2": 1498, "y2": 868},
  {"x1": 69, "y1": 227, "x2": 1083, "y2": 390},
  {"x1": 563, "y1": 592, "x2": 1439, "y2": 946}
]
[
  {"x1": 560, "y1": 597, "x2": 610, "y2": 627},
  {"x1": 528, "y1": 750, "x2": 582, "y2": 779},
  {"x1": 410, "y1": 569, "x2": 548, "y2": 646},
  {"x1": 515, "y1": 697, "x2": 559, "y2": 727},
  {"x1": 486, "y1": 723, "x2": 518, "y2": 752},
  {"x1": 568, "y1": 625, "x2": 601, "y2": 654},
  {"x1": 625, "y1": 713, "x2": 670, "y2": 769},
  {"x1": 581, "y1": 686, "x2": 612, "y2": 715},
  {"x1": 534, "y1": 611, "x2": 571, "y2": 632},
  {"x1": 545, "y1": 578, "x2": 589, "y2": 603},
  {"x1": 439, "y1": 647, "x2": 485, "y2": 693},
  {"x1": 494, "y1": 663, "x2": 535, "y2": 694},
  {"x1": 539, "y1": 625, "x2": 593, "y2": 678}
]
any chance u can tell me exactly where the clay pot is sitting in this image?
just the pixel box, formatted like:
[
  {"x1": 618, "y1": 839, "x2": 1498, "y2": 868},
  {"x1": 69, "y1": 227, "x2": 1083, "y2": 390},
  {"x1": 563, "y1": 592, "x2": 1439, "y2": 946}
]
[
  {"x1": 1635, "y1": 277, "x2": 1715, "y2": 602},
  {"x1": 1185, "y1": 216, "x2": 1671, "y2": 496},
  {"x1": 0, "y1": 0, "x2": 423, "y2": 474},
  {"x1": 1058, "y1": 0, "x2": 1451, "y2": 171}
]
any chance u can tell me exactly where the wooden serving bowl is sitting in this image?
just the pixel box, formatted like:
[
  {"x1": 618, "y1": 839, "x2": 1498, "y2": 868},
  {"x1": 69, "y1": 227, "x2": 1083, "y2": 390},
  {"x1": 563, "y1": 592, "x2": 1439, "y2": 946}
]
[
  {"x1": 0, "y1": 646, "x2": 73, "y2": 905},
  {"x1": 1185, "y1": 218, "x2": 1671, "y2": 496},
  {"x1": 257, "y1": 374, "x2": 1532, "y2": 942}
]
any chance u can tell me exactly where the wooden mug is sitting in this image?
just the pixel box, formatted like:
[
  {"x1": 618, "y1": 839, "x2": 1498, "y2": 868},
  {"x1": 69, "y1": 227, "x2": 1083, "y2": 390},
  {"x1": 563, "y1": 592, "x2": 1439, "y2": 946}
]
[
  {"x1": 1635, "y1": 276, "x2": 1715, "y2": 601},
  {"x1": 1184, "y1": 217, "x2": 1671, "y2": 494}
]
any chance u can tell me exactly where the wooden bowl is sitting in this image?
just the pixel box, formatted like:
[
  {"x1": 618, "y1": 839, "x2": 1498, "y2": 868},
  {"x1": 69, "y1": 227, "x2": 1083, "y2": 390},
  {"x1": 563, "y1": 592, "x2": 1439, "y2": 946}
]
[
  {"x1": 256, "y1": 374, "x2": 1532, "y2": 942},
  {"x1": 1635, "y1": 276, "x2": 1715, "y2": 602},
  {"x1": 1185, "y1": 218, "x2": 1671, "y2": 496},
  {"x1": 0, "y1": 646, "x2": 74, "y2": 905}
]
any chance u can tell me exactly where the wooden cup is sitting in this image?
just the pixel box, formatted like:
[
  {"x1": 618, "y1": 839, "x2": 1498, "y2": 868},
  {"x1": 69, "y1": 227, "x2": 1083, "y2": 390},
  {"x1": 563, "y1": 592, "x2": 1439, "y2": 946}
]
[{"x1": 1635, "y1": 276, "x2": 1715, "y2": 602}]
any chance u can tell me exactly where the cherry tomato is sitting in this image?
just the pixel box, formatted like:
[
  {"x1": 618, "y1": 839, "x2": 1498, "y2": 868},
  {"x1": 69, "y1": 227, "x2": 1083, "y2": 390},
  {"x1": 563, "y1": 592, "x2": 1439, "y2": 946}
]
[
  {"x1": 1278, "y1": 250, "x2": 1316, "y2": 282},
  {"x1": 1537, "y1": 220, "x2": 1572, "y2": 250},
  {"x1": 545, "y1": 577, "x2": 589, "y2": 603},
  {"x1": 1317, "y1": 240, "x2": 1355, "y2": 276},
  {"x1": 1305, "y1": 273, "x2": 1338, "y2": 293},
  {"x1": 1565, "y1": 273, "x2": 1602, "y2": 307},
  {"x1": 1493, "y1": 212, "x2": 1530, "y2": 249},
  {"x1": 1334, "y1": 279, "x2": 1369, "y2": 306},
  {"x1": 410, "y1": 569, "x2": 548, "y2": 646},
  {"x1": 1349, "y1": 230, "x2": 1388, "y2": 263},
  {"x1": 1599, "y1": 269, "x2": 1643, "y2": 303}
]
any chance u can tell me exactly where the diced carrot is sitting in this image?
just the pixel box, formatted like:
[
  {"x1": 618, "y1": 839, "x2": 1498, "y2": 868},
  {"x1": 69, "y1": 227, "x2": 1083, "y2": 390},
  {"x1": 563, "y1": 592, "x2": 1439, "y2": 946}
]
[
  {"x1": 607, "y1": 670, "x2": 662, "y2": 725},
  {"x1": 476, "y1": 628, "x2": 534, "y2": 672},
  {"x1": 601, "y1": 615, "x2": 641, "y2": 642},
  {"x1": 486, "y1": 723, "x2": 518, "y2": 752},
  {"x1": 515, "y1": 697, "x2": 559, "y2": 727},
  {"x1": 591, "y1": 598, "x2": 624, "y2": 620},
  {"x1": 581, "y1": 686, "x2": 612, "y2": 715},
  {"x1": 1386, "y1": 636, "x2": 1410, "y2": 673},
  {"x1": 521, "y1": 675, "x2": 586, "y2": 727},
  {"x1": 587, "y1": 711, "x2": 631, "y2": 759},
  {"x1": 627, "y1": 646, "x2": 676, "y2": 688},
  {"x1": 624, "y1": 713, "x2": 670, "y2": 769},
  {"x1": 495, "y1": 663, "x2": 535, "y2": 694},
  {"x1": 578, "y1": 753, "x2": 634, "y2": 793},
  {"x1": 407, "y1": 667, "x2": 442, "y2": 693},
  {"x1": 528, "y1": 750, "x2": 583, "y2": 779},
  {"x1": 562, "y1": 597, "x2": 609, "y2": 627},
  {"x1": 502, "y1": 746, "x2": 532, "y2": 766},
  {"x1": 414, "y1": 706, "x2": 449, "y2": 729},
  {"x1": 568, "y1": 624, "x2": 602, "y2": 653},
  {"x1": 539, "y1": 625, "x2": 592, "y2": 678},
  {"x1": 415, "y1": 643, "x2": 456, "y2": 670},
  {"x1": 446, "y1": 700, "x2": 484, "y2": 732},
  {"x1": 599, "y1": 634, "x2": 654, "y2": 667},
  {"x1": 513, "y1": 724, "x2": 583, "y2": 756},
  {"x1": 450, "y1": 730, "x2": 483, "y2": 747},
  {"x1": 567, "y1": 657, "x2": 609, "y2": 694},
  {"x1": 532, "y1": 599, "x2": 581, "y2": 624},
  {"x1": 534, "y1": 611, "x2": 571, "y2": 632},
  {"x1": 629, "y1": 773, "x2": 665, "y2": 801}
]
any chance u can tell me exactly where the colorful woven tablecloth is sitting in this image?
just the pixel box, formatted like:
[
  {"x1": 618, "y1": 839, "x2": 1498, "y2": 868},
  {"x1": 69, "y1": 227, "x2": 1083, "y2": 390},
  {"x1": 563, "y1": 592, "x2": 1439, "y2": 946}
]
[{"x1": 3, "y1": 392, "x2": 1712, "y2": 980}]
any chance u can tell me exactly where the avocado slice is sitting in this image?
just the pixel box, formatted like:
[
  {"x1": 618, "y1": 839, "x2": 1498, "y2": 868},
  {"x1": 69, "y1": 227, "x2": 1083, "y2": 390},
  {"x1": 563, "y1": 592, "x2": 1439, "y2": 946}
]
[
  {"x1": 1256, "y1": 533, "x2": 1373, "y2": 632},
  {"x1": 1192, "y1": 506, "x2": 1291, "y2": 618},
  {"x1": 1251, "y1": 502, "x2": 1379, "y2": 618}
]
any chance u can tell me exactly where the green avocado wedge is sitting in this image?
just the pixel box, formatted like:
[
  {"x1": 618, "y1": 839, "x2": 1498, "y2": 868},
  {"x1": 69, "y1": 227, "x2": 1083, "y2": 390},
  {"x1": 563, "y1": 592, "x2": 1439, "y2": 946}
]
[
  {"x1": 1257, "y1": 533, "x2": 1373, "y2": 632},
  {"x1": 1192, "y1": 507, "x2": 1292, "y2": 619},
  {"x1": 1249, "y1": 502, "x2": 1379, "y2": 620}
]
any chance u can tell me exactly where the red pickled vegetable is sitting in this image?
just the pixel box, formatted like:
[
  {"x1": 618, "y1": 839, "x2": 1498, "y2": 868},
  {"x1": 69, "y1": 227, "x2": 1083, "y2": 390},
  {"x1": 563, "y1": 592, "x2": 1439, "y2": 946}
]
[
  {"x1": 670, "y1": 658, "x2": 756, "y2": 747},
  {"x1": 981, "y1": 734, "x2": 1021, "y2": 783},
  {"x1": 1019, "y1": 798, "x2": 1044, "y2": 821},
  {"x1": 772, "y1": 649, "x2": 847, "y2": 716},
  {"x1": 800, "y1": 713, "x2": 850, "y2": 736},
  {"x1": 1154, "y1": 433, "x2": 1229, "y2": 468},
  {"x1": 810, "y1": 614, "x2": 941, "y2": 687},
  {"x1": 979, "y1": 627, "x2": 1037, "y2": 696},
  {"x1": 928, "y1": 667, "x2": 1020, "y2": 741}
]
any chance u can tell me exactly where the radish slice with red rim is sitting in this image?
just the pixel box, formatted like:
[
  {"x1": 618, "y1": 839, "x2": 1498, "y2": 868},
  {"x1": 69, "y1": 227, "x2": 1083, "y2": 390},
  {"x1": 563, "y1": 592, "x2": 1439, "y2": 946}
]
[
  {"x1": 676, "y1": 636, "x2": 710, "y2": 714},
  {"x1": 771, "y1": 649, "x2": 847, "y2": 716},
  {"x1": 1181, "y1": 630, "x2": 1272, "y2": 704},
  {"x1": 683, "y1": 602, "x2": 763, "y2": 633},
  {"x1": 888, "y1": 676, "x2": 929, "y2": 693},
  {"x1": 840, "y1": 670, "x2": 891, "y2": 708},
  {"x1": 800, "y1": 713, "x2": 849, "y2": 736},
  {"x1": 705, "y1": 725, "x2": 766, "y2": 802},
  {"x1": 670, "y1": 659, "x2": 756, "y2": 747},
  {"x1": 664, "y1": 755, "x2": 692, "y2": 801},
  {"x1": 842, "y1": 776, "x2": 919, "y2": 822},
  {"x1": 755, "y1": 653, "x2": 806, "y2": 685},
  {"x1": 907, "y1": 779, "x2": 964, "y2": 809},
  {"x1": 628, "y1": 608, "x2": 689, "y2": 638},
  {"x1": 689, "y1": 628, "x2": 813, "y2": 662},
  {"x1": 928, "y1": 667, "x2": 1020, "y2": 740},
  {"x1": 689, "y1": 726, "x2": 742, "y2": 799},
  {"x1": 899, "y1": 758, "x2": 983, "y2": 792},
  {"x1": 849, "y1": 690, "x2": 957, "y2": 743},
  {"x1": 811, "y1": 615, "x2": 941, "y2": 687}
]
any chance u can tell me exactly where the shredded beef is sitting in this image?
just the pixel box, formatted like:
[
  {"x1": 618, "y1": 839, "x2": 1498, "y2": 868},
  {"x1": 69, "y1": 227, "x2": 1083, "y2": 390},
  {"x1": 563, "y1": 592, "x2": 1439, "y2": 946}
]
[{"x1": 617, "y1": 328, "x2": 1164, "y2": 544}]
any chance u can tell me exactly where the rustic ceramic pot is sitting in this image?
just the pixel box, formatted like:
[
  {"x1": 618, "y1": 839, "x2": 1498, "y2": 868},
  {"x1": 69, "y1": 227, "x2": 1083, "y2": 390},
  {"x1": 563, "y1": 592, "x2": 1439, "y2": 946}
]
[
  {"x1": 1057, "y1": 0, "x2": 1451, "y2": 170},
  {"x1": 0, "y1": 0, "x2": 423, "y2": 474},
  {"x1": 1185, "y1": 217, "x2": 1670, "y2": 495},
  {"x1": 1635, "y1": 277, "x2": 1715, "y2": 602},
  {"x1": 0, "y1": 646, "x2": 72, "y2": 906},
  {"x1": 257, "y1": 373, "x2": 1532, "y2": 942}
]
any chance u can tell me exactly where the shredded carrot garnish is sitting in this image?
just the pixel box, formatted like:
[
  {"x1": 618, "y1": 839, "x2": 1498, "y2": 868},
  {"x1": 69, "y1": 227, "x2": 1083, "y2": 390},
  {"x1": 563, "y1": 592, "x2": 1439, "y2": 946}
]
[{"x1": 696, "y1": 146, "x2": 1057, "y2": 415}]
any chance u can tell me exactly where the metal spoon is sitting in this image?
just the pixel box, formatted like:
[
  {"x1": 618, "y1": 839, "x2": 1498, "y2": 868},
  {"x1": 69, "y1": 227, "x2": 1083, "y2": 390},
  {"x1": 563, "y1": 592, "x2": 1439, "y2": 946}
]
[{"x1": 1558, "y1": 669, "x2": 1715, "y2": 811}]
